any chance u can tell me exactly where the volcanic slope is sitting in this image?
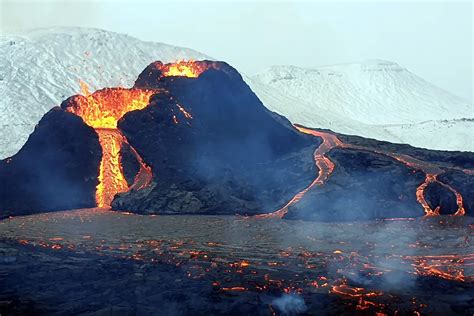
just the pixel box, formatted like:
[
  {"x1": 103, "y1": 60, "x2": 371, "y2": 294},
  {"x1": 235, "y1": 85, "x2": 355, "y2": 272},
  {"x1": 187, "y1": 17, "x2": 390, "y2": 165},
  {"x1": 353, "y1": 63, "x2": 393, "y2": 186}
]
[{"x1": 0, "y1": 60, "x2": 318, "y2": 217}]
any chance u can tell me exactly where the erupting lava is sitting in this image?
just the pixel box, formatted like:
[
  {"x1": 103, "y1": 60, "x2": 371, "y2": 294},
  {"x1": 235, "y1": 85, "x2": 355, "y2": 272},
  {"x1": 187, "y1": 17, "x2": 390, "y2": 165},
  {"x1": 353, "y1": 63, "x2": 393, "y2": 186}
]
[
  {"x1": 66, "y1": 82, "x2": 155, "y2": 207},
  {"x1": 260, "y1": 125, "x2": 467, "y2": 219},
  {"x1": 158, "y1": 60, "x2": 218, "y2": 78},
  {"x1": 70, "y1": 83, "x2": 156, "y2": 129},
  {"x1": 66, "y1": 61, "x2": 210, "y2": 207}
]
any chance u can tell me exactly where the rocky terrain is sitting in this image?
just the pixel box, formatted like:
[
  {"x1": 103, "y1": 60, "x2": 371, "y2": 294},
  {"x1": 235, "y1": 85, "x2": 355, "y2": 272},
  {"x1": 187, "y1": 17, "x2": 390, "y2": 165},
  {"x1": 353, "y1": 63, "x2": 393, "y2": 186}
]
[{"x1": 0, "y1": 209, "x2": 472, "y2": 315}]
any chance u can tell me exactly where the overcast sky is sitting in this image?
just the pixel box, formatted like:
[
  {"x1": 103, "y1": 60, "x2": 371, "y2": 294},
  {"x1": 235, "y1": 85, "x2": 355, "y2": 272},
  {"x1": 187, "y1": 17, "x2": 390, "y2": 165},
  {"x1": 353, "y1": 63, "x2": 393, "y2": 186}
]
[{"x1": 1, "y1": 0, "x2": 472, "y2": 102}]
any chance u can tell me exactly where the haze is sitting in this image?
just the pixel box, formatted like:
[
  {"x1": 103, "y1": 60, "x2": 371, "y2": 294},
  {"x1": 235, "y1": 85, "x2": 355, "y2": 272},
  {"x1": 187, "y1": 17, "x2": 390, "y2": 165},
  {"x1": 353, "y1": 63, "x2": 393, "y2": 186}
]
[{"x1": 0, "y1": 0, "x2": 472, "y2": 102}]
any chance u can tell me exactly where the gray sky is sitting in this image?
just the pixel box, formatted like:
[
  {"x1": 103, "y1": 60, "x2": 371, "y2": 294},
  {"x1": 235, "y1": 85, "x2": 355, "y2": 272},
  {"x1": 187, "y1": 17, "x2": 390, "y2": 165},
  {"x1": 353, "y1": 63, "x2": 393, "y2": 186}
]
[{"x1": 1, "y1": 0, "x2": 472, "y2": 102}]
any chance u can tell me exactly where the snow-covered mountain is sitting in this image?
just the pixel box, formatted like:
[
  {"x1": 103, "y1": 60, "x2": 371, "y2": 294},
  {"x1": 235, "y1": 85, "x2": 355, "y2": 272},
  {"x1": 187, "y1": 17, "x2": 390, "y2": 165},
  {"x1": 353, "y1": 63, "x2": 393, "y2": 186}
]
[
  {"x1": 1, "y1": 27, "x2": 472, "y2": 158},
  {"x1": 0, "y1": 27, "x2": 209, "y2": 158},
  {"x1": 247, "y1": 61, "x2": 473, "y2": 151}
]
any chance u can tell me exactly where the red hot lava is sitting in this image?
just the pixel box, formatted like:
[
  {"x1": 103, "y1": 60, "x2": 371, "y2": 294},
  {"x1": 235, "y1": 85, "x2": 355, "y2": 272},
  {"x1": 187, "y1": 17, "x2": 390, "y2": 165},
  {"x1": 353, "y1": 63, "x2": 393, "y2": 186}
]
[
  {"x1": 260, "y1": 125, "x2": 467, "y2": 218},
  {"x1": 65, "y1": 82, "x2": 155, "y2": 207},
  {"x1": 153, "y1": 60, "x2": 220, "y2": 78}
]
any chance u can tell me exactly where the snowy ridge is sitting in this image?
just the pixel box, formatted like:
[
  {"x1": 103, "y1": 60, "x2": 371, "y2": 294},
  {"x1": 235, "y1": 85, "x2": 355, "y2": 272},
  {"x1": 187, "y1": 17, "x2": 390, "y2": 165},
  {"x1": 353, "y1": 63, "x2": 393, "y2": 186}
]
[
  {"x1": 1, "y1": 27, "x2": 472, "y2": 158},
  {"x1": 251, "y1": 61, "x2": 472, "y2": 125},
  {"x1": 249, "y1": 61, "x2": 473, "y2": 151}
]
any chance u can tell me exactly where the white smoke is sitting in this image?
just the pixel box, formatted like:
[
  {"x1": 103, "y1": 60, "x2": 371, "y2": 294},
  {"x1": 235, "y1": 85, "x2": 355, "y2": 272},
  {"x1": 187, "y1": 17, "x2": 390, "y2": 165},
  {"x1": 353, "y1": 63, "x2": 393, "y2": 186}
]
[{"x1": 271, "y1": 293, "x2": 307, "y2": 315}]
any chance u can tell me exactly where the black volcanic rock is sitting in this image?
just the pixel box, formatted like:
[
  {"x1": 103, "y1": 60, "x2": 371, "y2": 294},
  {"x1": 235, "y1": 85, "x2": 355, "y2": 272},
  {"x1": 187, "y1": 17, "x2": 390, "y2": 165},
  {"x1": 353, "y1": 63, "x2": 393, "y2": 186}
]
[
  {"x1": 120, "y1": 142, "x2": 140, "y2": 187},
  {"x1": 438, "y1": 170, "x2": 474, "y2": 216},
  {"x1": 284, "y1": 148, "x2": 426, "y2": 221},
  {"x1": 113, "y1": 62, "x2": 318, "y2": 215},
  {"x1": 423, "y1": 182, "x2": 458, "y2": 215},
  {"x1": 337, "y1": 132, "x2": 474, "y2": 170},
  {"x1": 0, "y1": 107, "x2": 101, "y2": 217}
]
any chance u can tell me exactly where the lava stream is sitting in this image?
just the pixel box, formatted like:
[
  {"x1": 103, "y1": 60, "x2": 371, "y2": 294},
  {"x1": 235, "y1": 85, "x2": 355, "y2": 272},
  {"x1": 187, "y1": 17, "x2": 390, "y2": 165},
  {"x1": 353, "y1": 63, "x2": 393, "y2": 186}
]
[
  {"x1": 257, "y1": 126, "x2": 341, "y2": 218},
  {"x1": 416, "y1": 174, "x2": 440, "y2": 216},
  {"x1": 260, "y1": 126, "x2": 468, "y2": 219},
  {"x1": 65, "y1": 83, "x2": 156, "y2": 207},
  {"x1": 95, "y1": 129, "x2": 128, "y2": 207}
]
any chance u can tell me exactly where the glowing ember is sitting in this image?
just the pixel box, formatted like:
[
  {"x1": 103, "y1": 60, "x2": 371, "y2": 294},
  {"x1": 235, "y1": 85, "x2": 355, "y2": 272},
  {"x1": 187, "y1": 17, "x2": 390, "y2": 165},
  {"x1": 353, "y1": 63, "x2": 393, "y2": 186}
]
[
  {"x1": 330, "y1": 283, "x2": 385, "y2": 311},
  {"x1": 65, "y1": 81, "x2": 155, "y2": 207},
  {"x1": 2, "y1": 209, "x2": 472, "y2": 314}
]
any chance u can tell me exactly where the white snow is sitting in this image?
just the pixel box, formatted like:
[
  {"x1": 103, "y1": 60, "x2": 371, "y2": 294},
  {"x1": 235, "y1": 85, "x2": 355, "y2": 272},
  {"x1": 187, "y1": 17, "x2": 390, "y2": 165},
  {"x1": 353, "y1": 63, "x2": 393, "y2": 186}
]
[
  {"x1": 1, "y1": 27, "x2": 472, "y2": 158},
  {"x1": 247, "y1": 61, "x2": 473, "y2": 151}
]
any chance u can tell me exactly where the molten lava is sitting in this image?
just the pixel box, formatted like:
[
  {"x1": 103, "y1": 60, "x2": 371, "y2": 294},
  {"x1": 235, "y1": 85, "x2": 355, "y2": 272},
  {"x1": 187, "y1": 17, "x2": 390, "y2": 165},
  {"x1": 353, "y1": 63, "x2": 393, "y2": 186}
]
[
  {"x1": 67, "y1": 87, "x2": 155, "y2": 129},
  {"x1": 158, "y1": 60, "x2": 218, "y2": 78},
  {"x1": 416, "y1": 174, "x2": 440, "y2": 216},
  {"x1": 95, "y1": 129, "x2": 128, "y2": 207},
  {"x1": 259, "y1": 125, "x2": 467, "y2": 219},
  {"x1": 257, "y1": 126, "x2": 340, "y2": 218},
  {"x1": 65, "y1": 82, "x2": 155, "y2": 207}
]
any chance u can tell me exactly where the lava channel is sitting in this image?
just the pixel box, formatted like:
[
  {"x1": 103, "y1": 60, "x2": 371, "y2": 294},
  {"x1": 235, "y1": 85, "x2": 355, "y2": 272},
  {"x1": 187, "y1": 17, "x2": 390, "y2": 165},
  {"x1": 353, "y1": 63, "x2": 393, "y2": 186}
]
[
  {"x1": 256, "y1": 126, "x2": 342, "y2": 218},
  {"x1": 259, "y1": 126, "x2": 468, "y2": 219}
]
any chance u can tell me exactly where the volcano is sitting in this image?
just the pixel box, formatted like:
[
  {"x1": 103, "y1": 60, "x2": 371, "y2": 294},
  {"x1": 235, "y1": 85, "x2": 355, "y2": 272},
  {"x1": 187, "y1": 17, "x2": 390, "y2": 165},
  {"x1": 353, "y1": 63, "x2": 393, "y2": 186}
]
[{"x1": 0, "y1": 60, "x2": 473, "y2": 220}]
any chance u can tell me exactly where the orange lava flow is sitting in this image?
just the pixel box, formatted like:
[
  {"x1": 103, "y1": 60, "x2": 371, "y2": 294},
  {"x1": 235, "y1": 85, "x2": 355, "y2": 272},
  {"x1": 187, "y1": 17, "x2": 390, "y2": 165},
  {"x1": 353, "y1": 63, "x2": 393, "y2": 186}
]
[
  {"x1": 257, "y1": 126, "x2": 469, "y2": 219},
  {"x1": 125, "y1": 139, "x2": 153, "y2": 191},
  {"x1": 437, "y1": 181, "x2": 466, "y2": 216},
  {"x1": 95, "y1": 129, "x2": 128, "y2": 207},
  {"x1": 408, "y1": 254, "x2": 474, "y2": 282},
  {"x1": 159, "y1": 60, "x2": 217, "y2": 78},
  {"x1": 257, "y1": 126, "x2": 341, "y2": 219},
  {"x1": 416, "y1": 174, "x2": 440, "y2": 216},
  {"x1": 66, "y1": 82, "x2": 155, "y2": 207},
  {"x1": 357, "y1": 149, "x2": 466, "y2": 217},
  {"x1": 330, "y1": 284, "x2": 385, "y2": 311},
  {"x1": 415, "y1": 173, "x2": 465, "y2": 216}
]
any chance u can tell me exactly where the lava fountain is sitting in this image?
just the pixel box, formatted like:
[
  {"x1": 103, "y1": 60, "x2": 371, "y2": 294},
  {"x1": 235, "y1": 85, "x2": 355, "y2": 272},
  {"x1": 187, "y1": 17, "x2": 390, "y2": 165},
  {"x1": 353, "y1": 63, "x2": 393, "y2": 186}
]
[
  {"x1": 65, "y1": 61, "x2": 214, "y2": 207},
  {"x1": 65, "y1": 83, "x2": 155, "y2": 207}
]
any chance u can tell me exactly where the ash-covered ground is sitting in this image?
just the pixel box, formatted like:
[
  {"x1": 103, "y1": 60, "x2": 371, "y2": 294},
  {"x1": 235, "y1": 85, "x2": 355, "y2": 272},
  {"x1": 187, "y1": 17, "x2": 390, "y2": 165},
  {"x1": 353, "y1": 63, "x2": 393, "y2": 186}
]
[{"x1": 0, "y1": 209, "x2": 472, "y2": 315}]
